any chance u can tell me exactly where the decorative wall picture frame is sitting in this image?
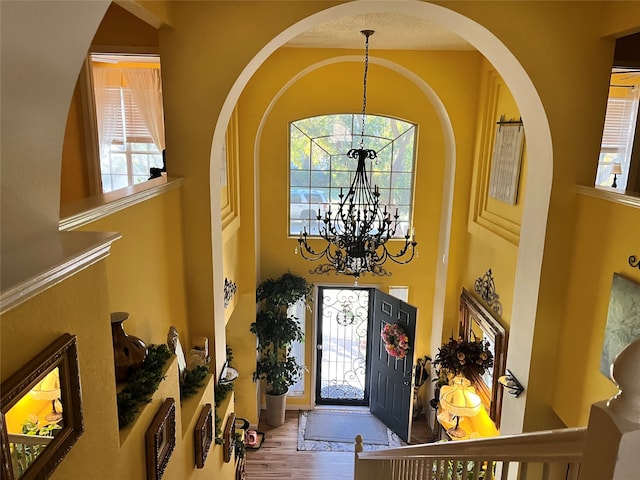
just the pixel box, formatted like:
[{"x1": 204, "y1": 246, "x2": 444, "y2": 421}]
[
  {"x1": 145, "y1": 398, "x2": 176, "y2": 480},
  {"x1": 1, "y1": 333, "x2": 84, "y2": 480},
  {"x1": 600, "y1": 273, "x2": 640, "y2": 379},
  {"x1": 488, "y1": 117, "x2": 525, "y2": 205},
  {"x1": 194, "y1": 404, "x2": 213, "y2": 469},
  {"x1": 223, "y1": 413, "x2": 236, "y2": 463},
  {"x1": 459, "y1": 289, "x2": 508, "y2": 427}
]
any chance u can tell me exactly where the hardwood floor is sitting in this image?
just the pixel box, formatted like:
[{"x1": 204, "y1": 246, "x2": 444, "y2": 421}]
[{"x1": 244, "y1": 410, "x2": 433, "y2": 479}]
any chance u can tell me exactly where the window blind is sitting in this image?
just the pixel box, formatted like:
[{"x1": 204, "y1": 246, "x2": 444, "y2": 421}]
[
  {"x1": 601, "y1": 97, "x2": 636, "y2": 151},
  {"x1": 105, "y1": 87, "x2": 154, "y2": 145}
]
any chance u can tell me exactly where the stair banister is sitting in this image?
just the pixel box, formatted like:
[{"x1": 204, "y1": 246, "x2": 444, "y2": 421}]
[{"x1": 353, "y1": 337, "x2": 640, "y2": 480}]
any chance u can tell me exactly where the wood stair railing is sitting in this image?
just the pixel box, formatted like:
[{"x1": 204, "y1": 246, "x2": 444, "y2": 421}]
[
  {"x1": 354, "y1": 427, "x2": 586, "y2": 480},
  {"x1": 354, "y1": 337, "x2": 640, "y2": 480}
]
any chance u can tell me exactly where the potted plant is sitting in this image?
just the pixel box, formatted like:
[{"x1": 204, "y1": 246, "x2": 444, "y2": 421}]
[{"x1": 250, "y1": 272, "x2": 313, "y2": 426}]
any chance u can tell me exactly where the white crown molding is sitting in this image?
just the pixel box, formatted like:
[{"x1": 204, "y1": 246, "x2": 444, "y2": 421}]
[{"x1": 1, "y1": 230, "x2": 122, "y2": 314}]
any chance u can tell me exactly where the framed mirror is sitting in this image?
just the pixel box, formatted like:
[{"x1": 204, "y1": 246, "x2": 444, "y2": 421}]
[
  {"x1": 1, "y1": 334, "x2": 84, "y2": 479},
  {"x1": 459, "y1": 288, "x2": 507, "y2": 427}
]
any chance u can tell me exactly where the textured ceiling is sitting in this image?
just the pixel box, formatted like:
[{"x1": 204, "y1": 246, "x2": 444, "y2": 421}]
[{"x1": 285, "y1": 13, "x2": 474, "y2": 51}]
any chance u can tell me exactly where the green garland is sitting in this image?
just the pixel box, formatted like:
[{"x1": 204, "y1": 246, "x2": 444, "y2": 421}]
[
  {"x1": 180, "y1": 365, "x2": 209, "y2": 399},
  {"x1": 212, "y1": 346, "x2": 236, "y2": 445},
  {"x1": 117, "y1": 344, "x2": 172, "y2": 429},
  {"x1": 234, "y1": 432, "x2": 246, "y2": 459},
  {"x1": 213, "y1": 381, "x2": 234, "y2": 445}
]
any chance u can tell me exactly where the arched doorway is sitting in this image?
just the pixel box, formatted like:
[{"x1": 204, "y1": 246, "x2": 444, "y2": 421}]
[{"x1": 209, "y1": 0, "x2": 552, "y2": 435}]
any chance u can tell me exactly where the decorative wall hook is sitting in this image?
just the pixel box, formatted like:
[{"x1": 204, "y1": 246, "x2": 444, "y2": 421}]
[
  {"x1": 223, "y1": 278, "x2": 237, "y2": 308},
  {"x1": 498, "y1": 369, "x2": 525, "y2": 397},
  {"x1": 474, "y1": 268, "x2": 503, "y2": 316},
  {"x1": 629, "y1": 255, "x2": 640, "y2": 270}
]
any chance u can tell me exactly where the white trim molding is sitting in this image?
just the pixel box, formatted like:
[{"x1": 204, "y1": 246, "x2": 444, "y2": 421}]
[
  {"x1": 576, "y1": 185, "x2": 640, "y2": 209},
  {"x1": 59, "y1": 176, "x2": 184, "y2": 231},
  {"x1": 1, "y1": 230, "x2": 121, "y2": 314}
]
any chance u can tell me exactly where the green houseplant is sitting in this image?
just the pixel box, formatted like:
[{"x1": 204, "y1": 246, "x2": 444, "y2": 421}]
[{"x1": 250, "y1": 272, "x2": 313, "y2": 426}]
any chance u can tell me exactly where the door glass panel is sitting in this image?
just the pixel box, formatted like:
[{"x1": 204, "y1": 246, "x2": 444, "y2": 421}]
[{"x1": 317, "y1": 288, "x2": 369, "y2": 404}]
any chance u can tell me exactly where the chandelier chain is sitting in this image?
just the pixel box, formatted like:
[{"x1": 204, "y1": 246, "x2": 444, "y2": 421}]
[{"x1": 359, "y1": 30, "x2": 372, "y2": 149}]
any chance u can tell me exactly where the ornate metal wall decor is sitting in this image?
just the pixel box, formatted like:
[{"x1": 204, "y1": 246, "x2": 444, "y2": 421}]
[
  {"x1": 474, "y1": 269, "x2": 503, "y2": 316},
  {"x1": 630, "y1": 255, "x2": 640, "y2": 270},
  {"x1": 223, "y1": 278, "x2": 237, "y2": 308},
  {"x1": 336, "y1": 302, "x2": 356, "y2": 326}
]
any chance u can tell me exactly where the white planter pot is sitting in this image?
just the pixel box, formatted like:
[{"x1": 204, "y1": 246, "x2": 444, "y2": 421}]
[{"x1": 265, "y1": 391, "x2": 287, "y2": 426}]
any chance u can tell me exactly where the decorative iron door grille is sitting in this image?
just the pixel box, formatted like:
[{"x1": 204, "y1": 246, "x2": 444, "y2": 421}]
[{"x1": 316, "y1": 287, "x2": 370, "y2": 405}]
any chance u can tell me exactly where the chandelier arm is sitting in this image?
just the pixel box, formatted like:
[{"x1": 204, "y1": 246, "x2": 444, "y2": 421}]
[{"x1": 382, "y1": 241, "x2": 418, "y2": 264}]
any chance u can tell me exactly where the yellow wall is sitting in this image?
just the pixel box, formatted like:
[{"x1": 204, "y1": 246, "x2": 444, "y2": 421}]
[
  {"x1": 0, "y1": 264, "x2": 121, "y2": 480},
  {"x1": 78, "y1": 189, "x2": 190, "y2": 347},
  {"x1": 553, "y1": 195, "x2": 640, "y2": 426},
  {"x1": 238, "y1": 46, "x2": 483, "y2": 407},
  {"x1": 225, "y1": 294, "x2": 260, "y2": 425},
  {"x1": 91, "y1": 3, "x2": 160, "y2": 49},
  {"x1": 60, "y1": 2, "x2": 161, "y2": 206},
  {"x1": 5, "y1": 2, "x2": 640, "y2": 479},
  {"x1": 460, "y1": 61, "x2": 525, "y2": 335},
  {"x1": 61, "y1": 80, "x2": 92, "y2": 204},
  {"x1": 2, "y1": 187, "x2": 230, "y2": 479}
]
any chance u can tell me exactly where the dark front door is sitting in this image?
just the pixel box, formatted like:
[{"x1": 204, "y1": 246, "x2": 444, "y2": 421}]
[{"x1": 368, "y1": 289, "x2": 417, "y2": 442}]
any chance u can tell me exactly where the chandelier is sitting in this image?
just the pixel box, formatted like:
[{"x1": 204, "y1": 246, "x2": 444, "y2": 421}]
[{"x1": 297, "y1": 30, "x2": 417, "y2": 279}]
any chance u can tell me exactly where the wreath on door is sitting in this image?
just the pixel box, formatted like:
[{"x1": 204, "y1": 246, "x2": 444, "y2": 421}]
[{"x1": 381, "y1": 323, "x2": 410, "y2": 359}]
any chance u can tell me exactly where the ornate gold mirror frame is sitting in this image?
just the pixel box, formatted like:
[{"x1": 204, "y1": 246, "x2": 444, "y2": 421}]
[{"x1": 459, "y1": 288, "x2": 507, "y2": 427}]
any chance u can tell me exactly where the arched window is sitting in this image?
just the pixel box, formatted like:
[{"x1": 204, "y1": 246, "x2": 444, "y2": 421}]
[{"x1": 289, "y1": 114, "x2": 417, "y2": 237}]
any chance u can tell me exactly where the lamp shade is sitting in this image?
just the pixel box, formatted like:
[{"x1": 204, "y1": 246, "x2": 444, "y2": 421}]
[
  {"x1": 31, "y1": 368, "x2": 61, "y2": 401},
  {"x1": 440, "y1": 380, "x2": 482, "y2": 418},
  {"x1": 611, "y1": 163, "x2": 623, "y2": 175}
]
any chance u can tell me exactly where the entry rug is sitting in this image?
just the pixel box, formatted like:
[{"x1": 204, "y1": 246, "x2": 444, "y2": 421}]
[{"x1": 297, "y1": 409, "x2": 404, "y2": 452}]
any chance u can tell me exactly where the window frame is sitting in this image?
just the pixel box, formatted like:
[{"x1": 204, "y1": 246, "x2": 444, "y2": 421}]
[
  {"x1": 595, "y1": 79, "x2": 640, "y2": 192},
  {"x1": 79, "y1": 52, "x2": 166, "y2": 195},
  {"x1": 99, "y1": 85, "x2": 164, "y2": 192},
  {"x1": 288, "y1": 113, "x2": 418, "y2": 238}
]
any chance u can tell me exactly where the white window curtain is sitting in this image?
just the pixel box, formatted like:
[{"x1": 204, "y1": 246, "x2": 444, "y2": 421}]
[
  {"x1": 122, "y1": 68, "x2": 166, "y2": 152},
  {"x1": 92, "y1": 68, "x2": 120, "y2": 164}
]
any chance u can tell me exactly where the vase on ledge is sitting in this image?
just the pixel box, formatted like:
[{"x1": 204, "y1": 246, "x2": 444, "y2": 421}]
[{"x1": 111, "y1": 312, "x2": 148, "y2": 382}]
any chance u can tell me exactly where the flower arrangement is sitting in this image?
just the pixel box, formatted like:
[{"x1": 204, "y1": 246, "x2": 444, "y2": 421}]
[
  {"x1": 381, "y1": 323, "x2": 410, "y2": 359},
  {"x1": 433, "y1": 336, "x2": 494, "y2": 378}
]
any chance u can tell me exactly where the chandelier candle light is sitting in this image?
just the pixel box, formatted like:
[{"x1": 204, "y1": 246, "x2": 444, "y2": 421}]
[{"x1": 296, "y1": 30, "x2": 417, "y2": 279}]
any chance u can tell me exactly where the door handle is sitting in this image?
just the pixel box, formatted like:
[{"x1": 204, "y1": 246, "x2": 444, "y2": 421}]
[
  {"x1": 316, "y1": 344, "x2": 323, "y2": 350},
  {"x1": 403, "y1": 381, "x2": 410, "y2": 386}
]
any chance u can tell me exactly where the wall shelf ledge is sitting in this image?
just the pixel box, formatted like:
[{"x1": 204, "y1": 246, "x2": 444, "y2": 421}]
[
  {"x1": 180, "y1": 373, "x2": 215, "y2": 437},
  {"x1": 576, "y1": 185, "x2": 640, "y2": 209},
  {"x1": 59, "y1": 176, "x2": 184, "y2": 231}
]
